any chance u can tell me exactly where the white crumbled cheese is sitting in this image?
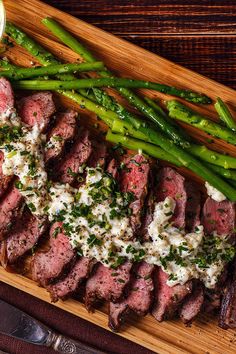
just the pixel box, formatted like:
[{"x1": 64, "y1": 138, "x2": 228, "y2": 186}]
[
  {"x1": 205, "y1": 182, "x2": 226, "y2": 202},
  {"x1": 45, "y1": 135, "x2": 63, "y2": 154}
]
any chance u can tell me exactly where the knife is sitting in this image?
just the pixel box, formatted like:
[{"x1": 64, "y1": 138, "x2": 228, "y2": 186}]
[{"x1": 0, "y1": 299, "x2": 107, "y2": 354}]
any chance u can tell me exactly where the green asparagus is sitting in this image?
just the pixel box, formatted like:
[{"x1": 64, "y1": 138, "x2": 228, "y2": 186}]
[
  {"x1": 167, "y1": 100, "x2": 236, "y2": 145},
  {"x1": 0, "y1": 61, "x2": 104, "y2": 79},
  {"x1": 214, "y1": 97, "x2": 236, "y2": 132},
  {"x1": 106, "y1": 130, "x2": 236, "y2": 181}
]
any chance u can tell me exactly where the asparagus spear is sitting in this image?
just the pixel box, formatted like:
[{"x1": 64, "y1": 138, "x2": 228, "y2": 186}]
[
  {"x1": 42, "y1": 17, "x2": 212, "y2": 104},
  {"x1": 214, "y1": 97, "x2": 236, "y2": 132},
  {"x1": 111, "y1": 118, "x2": 236, "y2": 169},
  {"x1": 11, "y1": 77, "x2": 215, "y2": 99},
  {"x1": 106, "y1": 130, "x2": 236, "y2": 182},
  {"x1": 143, "y1": 96, "x2": 168, "y2": 118},
  {"x1": 167, "y1": 100, "x2": 236, "y2": 146},
  {"x1": 0, "y1": 61, "x2": 104, "y2": 79}
]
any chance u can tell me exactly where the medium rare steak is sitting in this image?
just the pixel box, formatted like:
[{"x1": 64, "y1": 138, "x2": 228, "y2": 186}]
[
  {"x1": 107, "y1": 158, "x2": 119, "y2": 179},
  {"x1": 2, "y1": 210, "x2": 47, "y2": 265},
  {"x1": 85, "y1": 261, "x2": 133, "y2": 310},
  {"x1": 87, "y1": 140, "x2": 107, "y2": 168},
  {"x1": 109, "y1": 261, "x2": 154, "y2": 330},
  {"x1": 0, "y1": 77, "x2": 14, "y2": 115},
  {"x1": 202, "y1": 197, "x2": 235, "y2": 237},
  {"x1": 17, "y1": 92, "x2": 55, "y2": 131},
  {"x1": 85, "y1": 154, "x2": 150, "y2": 310},
  {"x1": 152, "y1": 167, "x2": 191, "y2": 322},
  {"x1": 47, "y1": 257, "x2": 95, "y2": 302},
  {"x1": 45, "y1": 110, "x2": 78, "y2": 163},
  {"x1": 0, "y1": 185, "x2": 24, "y2": 241},
  {"x1": 32, "y1": 222, "x2": 75, "y2": 286},
  {"x1": 119, "y1": 154, "x2": 150, "y2": 233},
  {"x1": 219, "y1": 278, "x2": 236, "y2": 329},
  {"x1": 54, "y1": 130, "x2": 92, "y2": 184},
  {"x1": 157, "y1": 167, "x2": 187, "y2": 228},
  {"x1": 0, "y1": 152, "x2": 13, "y2": 198},
  {"x1": 180, "y1": 281, "x2": 204, "y2": 324},
  {"x1": 202, "y1": 198, "x2": 235, "y2": 324},
  {"x1": 152, "y1": 268, "x2": 192, "y2": 321}
]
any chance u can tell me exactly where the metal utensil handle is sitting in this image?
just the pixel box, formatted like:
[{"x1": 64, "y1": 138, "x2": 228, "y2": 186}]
[{"x1": 47, "y1": 332, "x2": 107, "y2": 354}]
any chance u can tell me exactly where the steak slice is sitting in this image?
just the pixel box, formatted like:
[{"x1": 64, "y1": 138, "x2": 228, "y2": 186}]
[
  {"x1": 157, "y1": 167, "x2": 187, "y2": 228},
  {"x1": 119, "y1": 154, "x2": 150, "y2": 233},
  {"x1": 180, "y1": 281, "x2": 204, "y2": 324},
  {"x1": 107, "y1": 158, "x2": 119, "y2": 179},
  {"x1": 202, "y1": 197, "x2": 235, "y2": 237},
  {"x1": 32, "y1": 222, "x2": 75, "y2": 286},
  {"x1": 0, "y1": 152, "x2": 13, "y2": 198},
  {"x1": 45, "y1": 110, "x2": 78, "y2": 163},
  {"x1": 1, "y1": 210, "x2": 47, "y2": 265},
  {"x1": 152, "y1": 167, "x2": 191, "y2": 322},
  {"x1": 152, "y1": 268, "x2": 192, "y2": 321},
  {"x1": 85, "y1": 261, "x2": 133, "y2": 311},
  {"x1": 185, "y1": 181, "x2": 201, "y2": 232},
  {"x1": 85, "y1": 155, "x2": 150, "y2": 311},
  {"x1": 87, "y1": 140, "x2": 107, "y2": 168},
  {"x1": 0, "y1": 77, "x2": 14, "y2": 115},
  {"x1": 0, "y1": 185, "x2": 24, "y2": 241},
  {"x1": 219, "y1": 278, "x2": 236, "y2": 329},
  {"x1": 17, "y1": 92, "x2": 56, "y2": 131},
  {"x1": 47, "y1": 257, "x2": 94, "y2": 302},
  {"x1": 202, "y1": 198, "x2": 235, "y2": 321},
  {"x1": 54, "y1": 130, "x2": 92, "y2": 184},
  {"x1": 108, "y1": 262, "x2": 154, "y2": 331}
]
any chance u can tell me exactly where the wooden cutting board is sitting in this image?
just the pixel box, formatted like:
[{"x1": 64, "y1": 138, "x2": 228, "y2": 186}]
[{"x1": 1, "y1": 0, "x2": 236, "y2": 353}]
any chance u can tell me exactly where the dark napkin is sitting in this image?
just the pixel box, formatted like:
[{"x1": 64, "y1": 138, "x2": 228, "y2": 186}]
[{"x1": 0, "y1": 282, "x2": 155, "y2": 354}]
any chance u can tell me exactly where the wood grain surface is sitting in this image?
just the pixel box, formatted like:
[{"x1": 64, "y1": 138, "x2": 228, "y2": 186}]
[
  {"x1": 2, "y1": 0, "x2": 236, "y2": 353},
  {"x1": 44, "y1": 0, "x2": 236, "y2": 88}
]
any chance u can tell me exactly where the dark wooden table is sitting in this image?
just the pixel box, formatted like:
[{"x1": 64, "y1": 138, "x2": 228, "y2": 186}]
[{"x1": 45, "y1": 0, "x2": 236, "y2": 89}]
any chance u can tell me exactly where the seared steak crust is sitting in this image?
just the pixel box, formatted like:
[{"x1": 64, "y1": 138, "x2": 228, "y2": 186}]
[{"x1": 180, "y1": 281, "x2": 204, "y2": 324}]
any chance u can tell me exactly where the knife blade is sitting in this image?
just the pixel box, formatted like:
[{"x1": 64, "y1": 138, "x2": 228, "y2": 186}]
[{"x1": 0, "y1": 299, "x2": 107, "y2": 354}]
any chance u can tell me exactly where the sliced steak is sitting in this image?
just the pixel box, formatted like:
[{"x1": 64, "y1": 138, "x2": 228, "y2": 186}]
[
  {"x1": 180, "y1": 281, "x2": 204, "y2": 324},
  {"x1": 219, "y1": 278, "x2": 236, "y2": 329},
  {"x1": 0, "y1": 152, "x2": 13, "y2": 198},
  {"x1": 202, "y1": 198, "x2": 235, "y2": 322},
  {"x1": 87, "y1": 140, "x2": 107, "y2": 168},
  {"x1": 202, "y1": 197, "x2": 235, "y2": 237},
  {"x1": 179, "y1": 183, "x2": 203, "y2": 324},
  {"x1": 0, "y1": 77, "x2": 14, "y2": 115},
  {"x1": 185, "y1": 181, "x2": 201, "y2": 232},
  {"x1": 45, "y1": 110, "x2": 78, "y2": 163},
  {"x1": 109, "y1": 262, "x2": 154, "y2": 331},
  {"x1": 47, "y1": 257, "x2": 94, "y2": 302},
  {"x1": 32, "y1": 222, "x2": 75, "y2": 286},
  {"x1": 152, "y1": 268, "x2": 192, "y2": 321},
  {"x1": 119, "y1": 154, "x2": 150, "y2": 233},
  {"x1": 85, "y1": 155, "x2": 150, "y2": 311},
  {"x1": 1, "y1": 210, "x2": 47, "y2": 265},
  {"x1": 54, "y1": 130, "x2": 92, "y2": 184},
  {"x1": 152, "y1": 167, "x2": 190, "y2": 322},
  {"x1": 0, "y1": 185, "x2": 24, "y2": 241},
  {"x1": 107, "y1": 158, "x2": 119, "y2": 179},
  {"x1": 17, "y1": 92, "x2": 56, "y2": 131},
  {"x1": 85, "y1": 261, "x2": 133, "y2": 311},
  {"x1": 157, "y1": 167, "x2": 187, "y2": 228}
]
